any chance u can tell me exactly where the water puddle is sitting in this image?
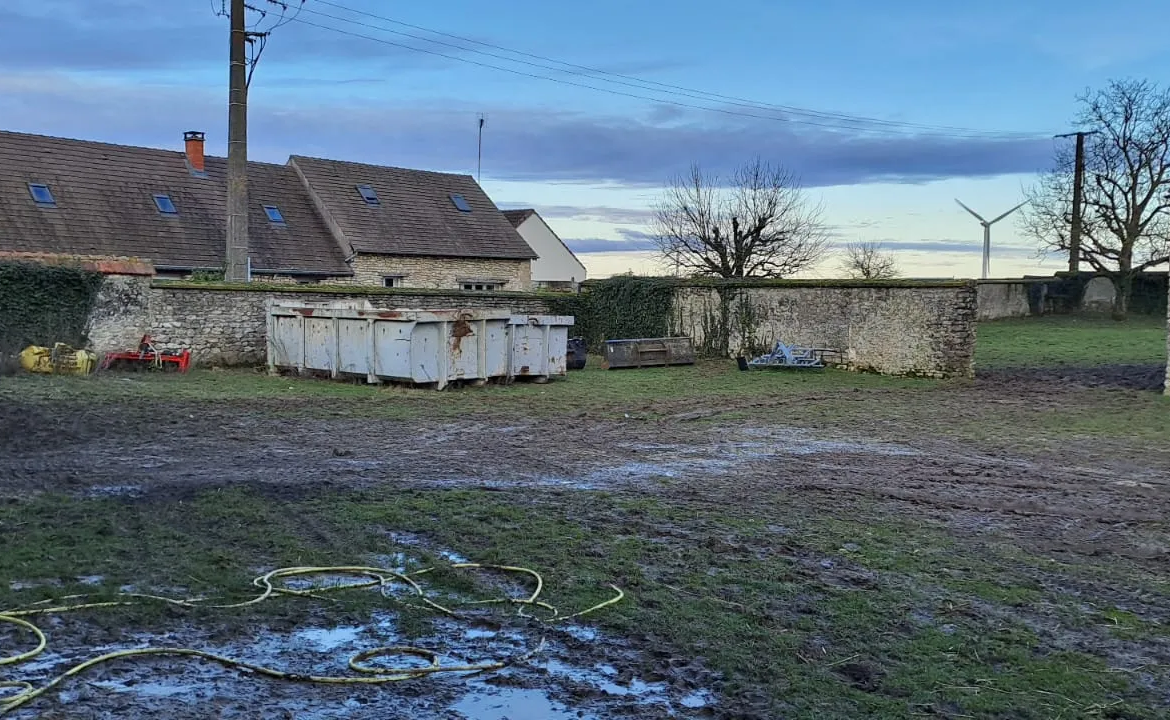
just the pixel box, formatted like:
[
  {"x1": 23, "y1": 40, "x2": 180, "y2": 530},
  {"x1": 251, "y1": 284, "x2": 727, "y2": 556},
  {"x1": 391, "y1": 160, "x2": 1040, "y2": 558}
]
[
  {"x1": 681, "y1": 689, "x2": 716, "y2": 708},
  {"x1": 562, "y1": 625, "x2": 598, "y2": 642},
  {"x1": 464, "y1": 628, "x2": 498, "y2": 640},
  {"x1": 4, "y1": 551, "x2": 715, "y2": 719},
  {"x1": 737, "y1": 427, "x2": 919, "y2": 457},
  {"x1": 541, "y1": 658, "x2": 669, "y2": 700},
  {"x1": 294, "y1": 626, "x2": 363, "y2": 652},
  {"x1": 5, "y1": 613, "x2": 712, "y2": 720},
  {"x1": 440, "y1": 549, "x2": 471, "y2": 564},
  {"x1": 452, "y1": 686, "x2": 585, "y2": 720}
]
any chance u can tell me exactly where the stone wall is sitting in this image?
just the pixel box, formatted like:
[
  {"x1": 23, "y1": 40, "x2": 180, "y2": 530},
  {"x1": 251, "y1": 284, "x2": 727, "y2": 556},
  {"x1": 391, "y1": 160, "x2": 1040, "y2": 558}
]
[
  {"x1": 87, "y1": 274, "x2": 153, "y2": 354},
  {"x1": 333, "y1": 254, "x2": 532, "y2": 291},
  {"x1": 671, "y1": 281, "x2": 977, "y2": 378},
  {"x1": 87, "y1": 280, "x2": 554, "y2": 366},
  {"x1": 82, "y1": 277, "x2": 978, "y2": 377},
  {"x1": 976, "y1": 281, "x2": 1033, "y2": 321}
]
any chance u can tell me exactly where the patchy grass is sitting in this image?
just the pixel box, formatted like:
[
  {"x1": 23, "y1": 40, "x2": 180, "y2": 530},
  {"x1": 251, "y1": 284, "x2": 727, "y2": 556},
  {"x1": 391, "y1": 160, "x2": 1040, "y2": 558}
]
[
  {"x1": 0, "y1": 360, "x2": 931, "y2": 422},
  {"x1": 3, "y1": 316, "x2": 1169, "y2": 716},
  {"x1": 2, "y1": 487, "x2": 1164, "y2": 718},
  {"x1": 976, "y1": 314, "x2": 1166, "y2": 369},
  {"x1": 3, "y1": 317, "x2": 1168, "y2": 453}
]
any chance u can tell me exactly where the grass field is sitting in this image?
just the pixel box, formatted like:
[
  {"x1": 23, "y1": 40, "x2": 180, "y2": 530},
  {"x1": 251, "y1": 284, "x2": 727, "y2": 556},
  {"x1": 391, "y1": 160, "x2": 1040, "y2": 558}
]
[
  {"x1": 975, "y1": 314, "x2": 1167, "y2": 368},
  {"x1": 1, "y1": 316, "x2": 1168, "y2": 718}
]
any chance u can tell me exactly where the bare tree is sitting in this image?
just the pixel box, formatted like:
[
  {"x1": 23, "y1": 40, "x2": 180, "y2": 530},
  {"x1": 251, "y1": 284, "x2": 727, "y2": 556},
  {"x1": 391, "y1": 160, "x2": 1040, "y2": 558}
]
[
  {"x1": 839, "y1": 240, "x2": 900, "y2": 279},
  {"x1": 1021, "y1": 79, "x2": 1170, "y2": 317},
  {"x1": 652, "y1": 159, "x2": 829, "y2": 278}
]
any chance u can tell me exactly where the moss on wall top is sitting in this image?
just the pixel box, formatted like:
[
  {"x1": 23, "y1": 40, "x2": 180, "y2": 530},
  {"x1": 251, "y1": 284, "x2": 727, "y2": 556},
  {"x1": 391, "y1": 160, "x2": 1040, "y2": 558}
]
[
  {"x1": 152, "y1": 280, "x2": 553, "y2": 299},
  {"x1": 582, "y1": 276, "x2": 975, "y2": 290}
]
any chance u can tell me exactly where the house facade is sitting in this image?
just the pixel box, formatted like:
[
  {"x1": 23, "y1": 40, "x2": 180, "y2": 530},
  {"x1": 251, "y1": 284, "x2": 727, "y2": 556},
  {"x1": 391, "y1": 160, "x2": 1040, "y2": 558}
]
[
  {"x1": 0, "y1": 130, "x2": 537, "y2": 290},
  {"x1": 503, "y1": 208, "x2": 587, "y2": 292}
]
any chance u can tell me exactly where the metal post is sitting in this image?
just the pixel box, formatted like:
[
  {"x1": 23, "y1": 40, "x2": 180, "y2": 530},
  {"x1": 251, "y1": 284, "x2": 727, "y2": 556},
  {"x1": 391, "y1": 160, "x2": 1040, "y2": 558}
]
[
  {"x1": 225, "y1": 0, "x2": 249, "y2": 282},
  {"x1": 477, "y1": 114, "x2": 485, "y2": 183}
]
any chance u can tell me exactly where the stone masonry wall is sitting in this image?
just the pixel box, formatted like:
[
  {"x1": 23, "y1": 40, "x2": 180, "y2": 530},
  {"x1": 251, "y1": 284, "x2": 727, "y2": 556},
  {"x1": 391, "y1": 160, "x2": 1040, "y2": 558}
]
[
  {"x1": 87, "y1": 274, "x2": 153, "y2": 354},
  {"x1": 671, "y1": 282, "x2": 977, "y2": 378},
  {"x1": 976, "y1": 281, "x2": 1032, "y2": 321},
  {"x1": 87, "y1": 281, "x2": 554, "y2": 366},
  {"x1": 332, "y1": 255, "x2": 533, "y2": 291}
]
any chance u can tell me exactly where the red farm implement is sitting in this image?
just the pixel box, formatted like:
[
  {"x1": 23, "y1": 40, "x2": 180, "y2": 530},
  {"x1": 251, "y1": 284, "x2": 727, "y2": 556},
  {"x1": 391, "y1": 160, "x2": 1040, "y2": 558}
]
[{"x1": 101, "y1": 335, "x2": 191, "y2": 373}]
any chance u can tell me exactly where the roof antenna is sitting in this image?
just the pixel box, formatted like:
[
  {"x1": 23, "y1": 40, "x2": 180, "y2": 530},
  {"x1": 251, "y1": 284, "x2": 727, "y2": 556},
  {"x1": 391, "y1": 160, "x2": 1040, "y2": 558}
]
[{"x1": 477, "y1": 113, "x2": 485, "y2": 184}]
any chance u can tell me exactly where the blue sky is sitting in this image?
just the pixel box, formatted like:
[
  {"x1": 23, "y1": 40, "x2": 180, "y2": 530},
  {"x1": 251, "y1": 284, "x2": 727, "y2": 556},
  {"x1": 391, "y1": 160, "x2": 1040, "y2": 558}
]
[{"x1": 2, "y1": 0, "x2": 1169, "y2": 278}]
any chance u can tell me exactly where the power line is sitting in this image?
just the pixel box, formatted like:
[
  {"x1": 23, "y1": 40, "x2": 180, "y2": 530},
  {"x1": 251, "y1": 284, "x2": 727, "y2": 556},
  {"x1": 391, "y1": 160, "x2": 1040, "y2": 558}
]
[
  {"x1": 284, "y1": 15, "x2": 860, "y2": 131},
  {"x1": 306, "y1": 0, "x2": 1049, "y2": 139},
  {"x1": 288, "y1": 14, "x2": 1044, "y2": 139}
]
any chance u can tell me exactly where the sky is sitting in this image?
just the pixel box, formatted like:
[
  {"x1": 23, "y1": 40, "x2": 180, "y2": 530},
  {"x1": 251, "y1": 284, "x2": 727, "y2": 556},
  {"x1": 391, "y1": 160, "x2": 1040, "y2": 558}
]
[{"x1": 2, "y1": 0, "x2": 1169, "y2": 279}]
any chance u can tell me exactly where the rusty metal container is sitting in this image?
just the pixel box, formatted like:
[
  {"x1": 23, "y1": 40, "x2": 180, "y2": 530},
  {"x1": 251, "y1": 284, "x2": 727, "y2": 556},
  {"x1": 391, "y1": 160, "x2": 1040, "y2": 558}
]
[
  {"x1": 507, "y1": 315, "x2": 574, "y2": 382},
  {"x1": 267, "y1": 302, "x2": 510, "y2": 389},
  {"x1": 603, "y1": 337, "x2": 695, "y2": 369}
]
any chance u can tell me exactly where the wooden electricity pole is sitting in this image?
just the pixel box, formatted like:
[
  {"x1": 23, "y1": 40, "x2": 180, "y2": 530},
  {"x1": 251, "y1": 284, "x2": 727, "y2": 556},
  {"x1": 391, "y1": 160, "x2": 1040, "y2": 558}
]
[
  {"x1": 225, "y1": 0, "x2": 249, "y2": 282},
  {"x1": 1055, "y1": 130, "x2": 1099, "y2": 273}
]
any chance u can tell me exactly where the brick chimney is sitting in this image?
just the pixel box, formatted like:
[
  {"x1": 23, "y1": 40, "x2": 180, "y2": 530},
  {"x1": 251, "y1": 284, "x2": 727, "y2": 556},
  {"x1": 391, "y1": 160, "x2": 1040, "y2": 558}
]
[{"x1": 183, "y1": 131, "x2": 206, "y2": 175}]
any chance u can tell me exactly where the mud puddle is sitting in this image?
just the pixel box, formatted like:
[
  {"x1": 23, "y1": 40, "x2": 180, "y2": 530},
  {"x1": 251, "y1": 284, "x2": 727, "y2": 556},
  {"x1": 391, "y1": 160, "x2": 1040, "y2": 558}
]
[
  {"x1": 3, "y1": 610, "x2": 710, "y2": 719},
  {"x1": 4, "y1": 543, "x2": 715, "y2": 719}
]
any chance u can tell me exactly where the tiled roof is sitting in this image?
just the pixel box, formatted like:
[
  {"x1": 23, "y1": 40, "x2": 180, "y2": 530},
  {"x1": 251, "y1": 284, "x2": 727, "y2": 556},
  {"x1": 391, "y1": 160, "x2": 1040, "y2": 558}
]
[
  {"x1": 291, "y1": 156, "x2": 537, "y2": 260},
  {"x1": 0, "y1": 130, "x2": 351, "y2": 275},
  {"x1": 0, "y1": 251, "x2": 154, "y2": 276},
  {"x1": 502, "y1": 208, "x2": 536, "y2": 228}
]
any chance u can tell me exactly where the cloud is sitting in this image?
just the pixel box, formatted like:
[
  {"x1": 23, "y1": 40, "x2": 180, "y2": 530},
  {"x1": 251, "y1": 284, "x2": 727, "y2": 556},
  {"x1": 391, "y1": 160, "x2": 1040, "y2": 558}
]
[
  {"x1": 832, "y1": 238, "x2": 1039, "y2": 257},
  {"x1": 0, "y1": 60, "x2": 1054, "y2": 189},
  {"x1": 565, "y1": 238, "x2": 658, "y2": 254},
  {"x1": 510, "y1": 205, "x2": 658, "y2": 224},
  {"x1": 0, "y1": 2, "x2": 467, "y2": 74}
]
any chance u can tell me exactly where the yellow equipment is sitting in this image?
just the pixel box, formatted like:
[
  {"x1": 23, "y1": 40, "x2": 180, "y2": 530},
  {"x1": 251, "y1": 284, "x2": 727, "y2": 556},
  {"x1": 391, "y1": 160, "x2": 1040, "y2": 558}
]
[{"x1": 18, "y1": 343, "x2": 97, "y2": 375}]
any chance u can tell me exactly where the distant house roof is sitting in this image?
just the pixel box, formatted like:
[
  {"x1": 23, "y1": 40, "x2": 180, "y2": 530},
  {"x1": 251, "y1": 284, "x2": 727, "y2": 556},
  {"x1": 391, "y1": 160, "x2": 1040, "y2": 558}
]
[
  {"x1": 502, "y1": 208, "x2": 536, "y2": 228},
  {"x1": 290, "y1": 156, "x2": 537, "y2": 260},
  {"x1": 0, "y1": 131, "x2": 351, "y2": 276},
  {"x1": 501, "y1": 208, "x2": 587, "y2": 284}
]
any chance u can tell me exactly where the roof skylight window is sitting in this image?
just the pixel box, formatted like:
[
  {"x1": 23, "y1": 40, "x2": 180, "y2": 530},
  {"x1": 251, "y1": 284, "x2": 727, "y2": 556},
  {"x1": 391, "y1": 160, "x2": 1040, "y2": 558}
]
[
  {"x1": 357, "y1": 184, "x2": 380, "y2": 205},
  {"x1": 28, "y1": 183, "x2": 56, "y2": 206},
  {"x1": 450, "y1": 194, "x2": 472, "y2": 212},
  {"x1": 262, "y1": 205, "x2": 285, "y2": 224},
  {"x1": 153, "y1": 194, "x2": 177, "y2": 214}
]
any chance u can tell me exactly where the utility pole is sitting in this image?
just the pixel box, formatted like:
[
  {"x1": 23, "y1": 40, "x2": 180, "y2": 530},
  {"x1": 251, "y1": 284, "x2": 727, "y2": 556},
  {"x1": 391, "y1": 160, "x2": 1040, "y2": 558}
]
[
  {"x1": 1055, "y1": 130, "x2": 1100, "y2": 274},
  {"x1": 225, "y1": 0, "x2": 249, "y2": 282}
]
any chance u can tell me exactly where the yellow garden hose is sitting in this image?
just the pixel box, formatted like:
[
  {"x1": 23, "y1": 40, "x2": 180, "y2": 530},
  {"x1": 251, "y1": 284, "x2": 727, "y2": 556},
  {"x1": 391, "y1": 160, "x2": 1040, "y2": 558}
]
[{"x1": 0, "y1": 562, "x2": 623, "y2": 715}]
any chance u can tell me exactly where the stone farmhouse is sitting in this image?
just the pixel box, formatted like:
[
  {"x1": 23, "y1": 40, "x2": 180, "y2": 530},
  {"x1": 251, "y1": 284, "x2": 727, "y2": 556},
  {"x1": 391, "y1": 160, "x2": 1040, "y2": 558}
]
[{"x1": 0, "y1": 130, "x2": 538, "y2": 290}]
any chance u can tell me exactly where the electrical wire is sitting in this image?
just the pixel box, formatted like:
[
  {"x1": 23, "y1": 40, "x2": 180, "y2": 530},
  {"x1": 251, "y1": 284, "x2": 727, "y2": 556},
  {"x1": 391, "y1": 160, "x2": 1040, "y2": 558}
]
[
  {"x1": 286, "y1": 14, "x2": 991, "y2": 136},
  {"x1": 0, "y1": 562, "x2": 624, "y2": 715},
  {"x1": 301, "y1": 0, "x2": 1050, "y2": 140}
]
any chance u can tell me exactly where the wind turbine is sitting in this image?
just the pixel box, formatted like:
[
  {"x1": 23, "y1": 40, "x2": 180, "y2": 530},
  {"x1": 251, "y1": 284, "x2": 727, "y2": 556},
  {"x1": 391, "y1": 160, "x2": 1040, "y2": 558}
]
[{"x1": 955, "y1": 199, "x2": 1027, "y2": 279}]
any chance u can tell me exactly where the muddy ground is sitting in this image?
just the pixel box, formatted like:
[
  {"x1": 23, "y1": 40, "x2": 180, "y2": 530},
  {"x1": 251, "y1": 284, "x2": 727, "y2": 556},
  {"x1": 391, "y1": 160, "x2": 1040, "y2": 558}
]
[{"x1": 2, "y1": 365, "x2": 1169, "y2": 718}]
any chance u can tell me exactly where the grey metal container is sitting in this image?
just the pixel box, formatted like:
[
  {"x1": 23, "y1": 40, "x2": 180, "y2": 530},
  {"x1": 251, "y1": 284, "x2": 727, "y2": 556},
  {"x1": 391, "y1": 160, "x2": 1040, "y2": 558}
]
[
  {"x1": 507, "y1": 315, "x2": 575, "y2": 382},
  {"x1": 603, "y1": 337, "x2": 695, "y2": 369},
  {"x1": 267, "y1": 302, "x2": 511, "y2": 389}
]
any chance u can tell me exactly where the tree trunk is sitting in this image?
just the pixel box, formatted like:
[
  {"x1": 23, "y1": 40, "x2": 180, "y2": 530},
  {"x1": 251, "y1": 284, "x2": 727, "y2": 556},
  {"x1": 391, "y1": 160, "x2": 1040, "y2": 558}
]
[{"x1": 1111, "y1": 273, "x2": 1132, "y2": 320}]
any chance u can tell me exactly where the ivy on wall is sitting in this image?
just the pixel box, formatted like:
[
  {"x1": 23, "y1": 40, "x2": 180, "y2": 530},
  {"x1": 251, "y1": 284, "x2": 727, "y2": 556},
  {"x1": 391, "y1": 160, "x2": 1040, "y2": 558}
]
[
  {"x1": 546, "y1": 276, "x2": 677, "y2": 352},
  {"x1": 0, "y1": 261, "x2": 104, "y2": 370}
]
